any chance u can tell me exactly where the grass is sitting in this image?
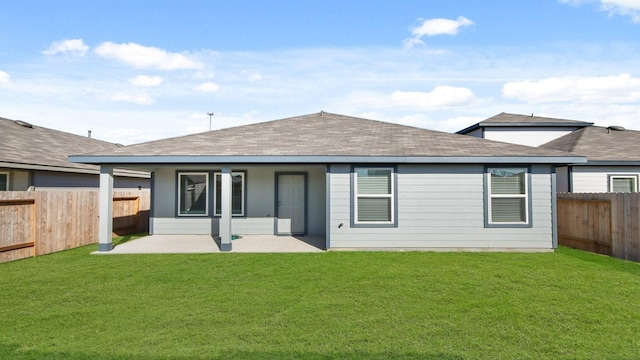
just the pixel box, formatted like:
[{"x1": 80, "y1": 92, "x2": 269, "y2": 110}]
[{"x1": 0, "y1": 242, "x2": 639, "y2": 359}]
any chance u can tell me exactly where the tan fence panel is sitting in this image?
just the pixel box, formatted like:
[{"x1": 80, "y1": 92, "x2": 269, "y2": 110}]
[
  {"x1": 558, "y1": 192, "x2": 640, "y2": 262},
  {"x1": 0, "y1": 190, "x2": 150, "y2": 263},
  {"x1": 0, "y1": 192, "x2": 36, "y2": 262}
]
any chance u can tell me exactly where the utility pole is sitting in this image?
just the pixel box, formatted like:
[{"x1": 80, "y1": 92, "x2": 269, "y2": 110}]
[{"x1": 207, "y1": 112, "x2": 214, "y2": 131}]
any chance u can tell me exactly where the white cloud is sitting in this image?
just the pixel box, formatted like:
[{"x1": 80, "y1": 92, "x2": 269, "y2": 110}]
[
  {"x1": 0, "y1": 70, "x2": 10, "y2": 83},
  {"x1": 404, "y1": 16, "x2": 473, "y2": 48},
  {"x1": 502, "y1": 74, "x2": 640, "y2": 103},
  {"x1": 110, "y1": 92, "x2": 155, "y2": 105},
  {"x1": 560, "y1": 0, "x2": 640, "y2": 22},
  {"x1": 129, "y1": 75, "x2": 163, "y2": 87},
  {"x1": 248, "y1": 73, "x2": 263, "y2": 82},
  {"x1": 390, "y1": 86, "x2": 477, "y2": 110},
  {"x1": 194, "y1": 82, "x2": 220, "y2": 92},
  {"x1": 95, "y1": 42, "x2": 203, "y2": 70},
  {"x1": 103, "y1": 128, "x2": 156, "y2": 144},
  {"x1": 42, "y1": 39, "x2": 89, "y2": 57},
  {"x1": 602, "y1": 0, "x2": 640, "y2": 22}
]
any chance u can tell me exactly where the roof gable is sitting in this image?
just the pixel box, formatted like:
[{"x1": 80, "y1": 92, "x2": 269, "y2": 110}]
[
  {"x1": 72, "y1": 112, "x2": 583, "y2": 164},
  {"x1": 457, "y1": 112, "x2": 593, "y2": 134},
  {"x1": 540, "y1": 126, "x2": 640, "y2": 163}
]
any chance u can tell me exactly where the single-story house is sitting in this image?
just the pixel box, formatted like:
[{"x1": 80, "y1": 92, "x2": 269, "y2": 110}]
[
  {"x1": 540, "y1": 126, "x2": 640, "y2": 193},
  {"x1": 0, "y1": 116, "x2": 149, "y2": 190},
  {"x1": 70, "y1": 112, "x2": 585, "y2": 252},
  {"x1": 457, "y1": 112, "x2": 640, "y2": 193}
]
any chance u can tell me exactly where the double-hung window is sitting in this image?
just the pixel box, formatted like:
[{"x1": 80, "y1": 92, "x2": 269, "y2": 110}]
[
  {"x1": 214, "y1": 172, "x2": 245, "y2": 216},
  {"x1": 487, "y1": 168, "x2": 530, "y2": 226},
  {"x1": 178, "y1": 172, "x2": 209, "y2": 216},
  {"x1": 0, "y1": 172, "x2": 8, "y2": 191},
  {"x1": 353, "y1": 167, "x2": 395, "y2": 225},
  {"x1": 609, "y1": 175, "x2": 638, "y2": 192}
]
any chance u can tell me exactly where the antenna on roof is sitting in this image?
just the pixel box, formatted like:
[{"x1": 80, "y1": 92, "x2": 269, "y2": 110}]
[{"x1": 207, "y1": 112, "x2": 214, "y2": 131}]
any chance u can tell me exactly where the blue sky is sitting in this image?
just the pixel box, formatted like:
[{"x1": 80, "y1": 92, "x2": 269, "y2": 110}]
[{"x1": 1, "y1": 0, "x2": 640, "y2": 144}]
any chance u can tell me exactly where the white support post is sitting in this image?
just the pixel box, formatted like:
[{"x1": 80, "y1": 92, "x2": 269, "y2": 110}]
[
  {"x1": 98, "y1": 165, "x2": 114, "y2": 251},
  {"x1": 219, "y1": 167, "x2": 232, "y2": 251}
]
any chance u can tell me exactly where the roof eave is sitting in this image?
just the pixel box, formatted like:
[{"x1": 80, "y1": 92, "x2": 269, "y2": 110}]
[
  {"x1": 481, "y1": 122, "x2": 594, "y2": 128},
  {"x1": 577, "y1": 160, "x2": 640, "y2": 166},
  {"x1": 69, "y1": 154, "x2": 587, "y2": 165}
]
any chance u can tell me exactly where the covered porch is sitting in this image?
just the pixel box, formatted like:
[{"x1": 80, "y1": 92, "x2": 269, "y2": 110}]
[{"x1": 96, "y1": 164, "x2": 328, "y2": 252}]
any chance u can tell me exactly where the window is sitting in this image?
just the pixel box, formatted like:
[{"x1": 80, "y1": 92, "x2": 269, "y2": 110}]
[
  {"x1": 0, "y1": 172, "x2": 8, "y2": 191},
  {"x1": 354, "y1": 168, "x2": 394, "y2": 224},
  {"x1": 214, "y1": 172, "x2": 245, "y2": 216},
  {"x1": 487, "y1": 168, "x2": 529, "y2": 225},
  {"x1": 610, "y1": 175, "x2": 638, "y2": 192},
  {"x1": 178, "y1": 172, "x2": 208, "y2": 216}
]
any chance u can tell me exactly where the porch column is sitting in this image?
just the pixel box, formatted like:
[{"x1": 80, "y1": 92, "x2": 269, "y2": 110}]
[
  {"x1": 219, "y1": 167, "x2": 232, "y2": 251},
  {"x1": 98, "y1": 165, "x2": 114, "y2": 252}
]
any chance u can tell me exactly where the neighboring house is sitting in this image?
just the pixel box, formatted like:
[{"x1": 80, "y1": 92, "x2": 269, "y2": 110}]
[
  {"x1": 0, "y1": 116, "x2": 149, "y2": 190},
  {"x1": 458, "y1": 112, "x2": 640, "y2": 193},
  {"x1": 71, "y1": 112, "x2": 584, "y2": 252},
  {"x1": 540, "y1": 126, "x2": 640, "y2": 193},
  {"x1": 457, "y1": 112, "x2": 593, "y2": 147}
]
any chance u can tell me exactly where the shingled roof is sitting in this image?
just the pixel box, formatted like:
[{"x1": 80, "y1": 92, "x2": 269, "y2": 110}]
[
  {"x1": 71, "y1": 112, "x2": 584, "y2": 165},
  {"x1": 540, "y1": 126, "x2": 640, "y2": 164},
  {"x1": 457, "y1": 112, "x2": 593, "y2": 134},
  {"x1": 0, "y1": 116, "x2": 146, "y2": 176}
]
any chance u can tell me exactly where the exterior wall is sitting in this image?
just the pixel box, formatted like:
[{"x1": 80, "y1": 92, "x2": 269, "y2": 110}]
[
  {"x1": 150, "y1": 165, "x2": 326, "y2": 236},
  {"x1": 328, "y1": 164, "x2": 554, "y2": 249},
  {"x1": 556, "y1": 166, "x2": 569, "y2": 192},
  {"x1": 483, "y1": 127, "x2": 579, "y2": 147},
  {"x1": 0, "y1": 169, "x2": 31, "y2": 190},
  {"x1": 32, "y1": 170, "x2": 149, "y2": 190},
  {"x1": 571, "y1": 165, "x2": 640, "y2": 193},
  {"x1": 466, "y1": 128, "x2": 483, "y2": 138}
]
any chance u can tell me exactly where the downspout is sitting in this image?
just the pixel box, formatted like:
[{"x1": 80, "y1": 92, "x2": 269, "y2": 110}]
[{"x1": 551, "y1": 166, "x2": 558, "y2": 249}]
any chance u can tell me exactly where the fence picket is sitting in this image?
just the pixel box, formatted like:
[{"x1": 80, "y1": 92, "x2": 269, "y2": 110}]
[
  {"x1": 558, "y1": 192, "x2": 640, "y2": 262},
  {"x1": 0, "y1": 190, "x2": 149, "y2": 263}
]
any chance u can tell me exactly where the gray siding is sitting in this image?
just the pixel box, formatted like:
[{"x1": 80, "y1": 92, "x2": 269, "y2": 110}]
[
  {"x1": 571, "y1": 165, "x2": 640, "y2": 193},
  {"x1": 329, "y1": 164, "x2": 554, "y2": 249},
  {"x1": 31, "y1": 170, "x2": 149, "y2": 190},
  {"x1": 0, "y1": 169, "x2": 30, "y2": 190},
  {"x1": 150, "y1": 165, "x2": 326, "y2": 236},
  {"x1": 556, "y1": 166, "x2": 569, "y2": 192}
]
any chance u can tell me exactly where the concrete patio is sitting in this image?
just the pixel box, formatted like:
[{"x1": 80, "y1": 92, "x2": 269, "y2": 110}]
[{"x1": 93, "y1": 234, "x2": 326, "y2": 254}]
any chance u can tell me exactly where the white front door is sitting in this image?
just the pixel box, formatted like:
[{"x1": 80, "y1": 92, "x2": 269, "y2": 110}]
[{"x1": 277, "y1": 174, "x2": 306, "y2": 235}]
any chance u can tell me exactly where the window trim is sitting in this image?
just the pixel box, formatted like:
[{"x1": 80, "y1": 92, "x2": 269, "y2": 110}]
[
  {"x1": 176, "y1": 172, "x2": 210, "y2": 217},
  {"x1": 0, "y1": 172, "x2": 8, "y2": 191},
  {"x1": 351, "y1": 166, "x2": 398, "y2": 228},
  {"x1": 608, "y1": 174, "x2": 639, "y2": 193},
  {"x1": 484, "y1": 166, "x2": 532, "y2": 228},
  {"x1": 213, "y1": 171, "x2": 246, "y2": 217}
]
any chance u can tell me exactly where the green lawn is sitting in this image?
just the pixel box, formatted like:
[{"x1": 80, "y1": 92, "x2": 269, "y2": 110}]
[{"x1": 1, "y1": 242, "x2": 639, "y2": 360}]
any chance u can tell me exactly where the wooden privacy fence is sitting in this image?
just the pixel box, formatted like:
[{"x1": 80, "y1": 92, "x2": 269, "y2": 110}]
[
  {"x1": 0, "y1": 190, "x2": 150, "y2": 263},
  {"x1": 557, "y1": 192, "x2": 640, "y2": 262}
]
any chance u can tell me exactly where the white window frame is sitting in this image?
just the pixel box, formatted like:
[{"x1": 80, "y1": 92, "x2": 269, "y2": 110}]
[
  {"x1": 487, "y1": 167, "x2": 529, "y2": 225},
  {"x1": 177, "y1": 172, "x2": 209, "y2": 217},
  {"x1": 353, "y1": 167, "x2": 395, "y2": 225},
  {"x1": 214, "y1": 172, "x2": 245, "y2": 217},
  {"x1": 0, "y1": 172, "x2": 8, "y2": 191},
  {"x1": 609, "y1": 175, "x2": 638, "y2": 193}
]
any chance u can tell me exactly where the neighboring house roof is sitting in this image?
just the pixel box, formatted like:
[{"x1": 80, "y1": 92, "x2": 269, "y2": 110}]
[
  {"x1": 71, "y1": 112, "x2": 585, "y2": 166},
  {"x1": 0, "y1": 116, "x2": 147, "y2": 177},
  {"x1": 540, "y1": 126, "x2": 640, "y2": 165},
  {"x1": 457, "y1": 112, "x2": 594, "y2": 134}
]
